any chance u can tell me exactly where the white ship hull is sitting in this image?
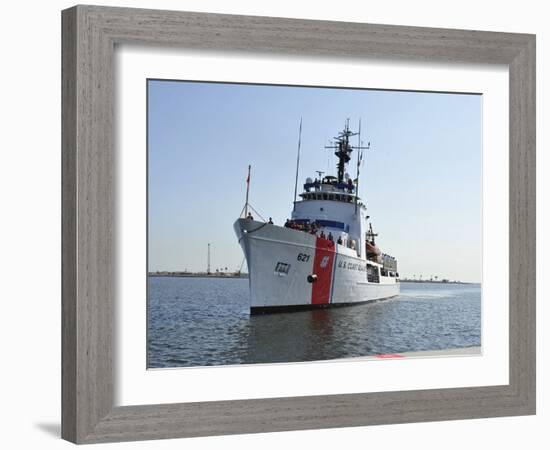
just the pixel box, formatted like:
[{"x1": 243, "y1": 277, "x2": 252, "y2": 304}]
[{"x1": 234, "y1": 218, "x2": 400, "y2": 313}]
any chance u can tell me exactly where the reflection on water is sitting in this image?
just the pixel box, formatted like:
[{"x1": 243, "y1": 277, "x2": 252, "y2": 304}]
[{"x1": 147, "y1": 278, "x2": 481, "y2": 368}]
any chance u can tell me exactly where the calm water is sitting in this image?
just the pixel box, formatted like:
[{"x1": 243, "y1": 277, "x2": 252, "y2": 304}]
[{"x1": 147, "y1": 278, "x2": 481, "y2": 368}]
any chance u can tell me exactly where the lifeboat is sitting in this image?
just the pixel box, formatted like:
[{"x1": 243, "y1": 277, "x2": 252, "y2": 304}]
[{"x1": 365, "y1": 240, "x2": 381, "y2": 256}]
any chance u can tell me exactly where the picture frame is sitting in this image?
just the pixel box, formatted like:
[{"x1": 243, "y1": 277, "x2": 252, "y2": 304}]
[{"x1": 61, "y1": 4, "x2": 535, "y2": 444}]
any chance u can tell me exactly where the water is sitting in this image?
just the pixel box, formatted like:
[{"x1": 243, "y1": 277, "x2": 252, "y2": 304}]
[{"x1": 147, "y1": 278, "x2": 481, "y2": 368}]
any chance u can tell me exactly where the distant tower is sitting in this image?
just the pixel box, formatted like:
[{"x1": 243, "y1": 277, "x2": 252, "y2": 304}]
[{"x1": 207, "y1": 243, "x2": 211, "y2": 275}]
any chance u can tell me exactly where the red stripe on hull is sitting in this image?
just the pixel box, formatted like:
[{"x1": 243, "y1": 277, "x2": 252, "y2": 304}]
[{"x1": 311, "y1": 238, "x2": 336, "y2": 305}]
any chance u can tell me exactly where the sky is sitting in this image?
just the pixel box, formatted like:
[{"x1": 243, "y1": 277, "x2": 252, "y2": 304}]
[{"x1": 148, "y1": 80, "x2": 482, "y2": 282}]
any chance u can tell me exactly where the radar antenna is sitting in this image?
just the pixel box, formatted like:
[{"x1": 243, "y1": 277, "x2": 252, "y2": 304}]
[{"x1": 324, "y1": 118, "x2": 370, "y2": 184}]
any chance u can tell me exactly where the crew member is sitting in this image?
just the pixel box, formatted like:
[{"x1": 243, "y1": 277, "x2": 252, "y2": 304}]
[
  {"x1": 246, "y1": 212, "x2": 254, "y2": 220},
  {"x1": 310, "y1": 222, "x2": 317, "y2": 235},
  {"x1": 268, "y1": 217, "x2": 274, "y2": 224},
  {"x1": 337, "y1": 236, "x2": 343, "y2": 245}
]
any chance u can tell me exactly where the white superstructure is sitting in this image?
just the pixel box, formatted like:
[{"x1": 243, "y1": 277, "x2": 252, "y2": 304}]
[{"x1": 234, "y1": 121, "x2": 400, "y2": 313}]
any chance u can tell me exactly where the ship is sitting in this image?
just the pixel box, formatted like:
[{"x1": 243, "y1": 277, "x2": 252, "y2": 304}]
[{"x1": 234, "y1": 120, "x2": 400, "y2": 314}]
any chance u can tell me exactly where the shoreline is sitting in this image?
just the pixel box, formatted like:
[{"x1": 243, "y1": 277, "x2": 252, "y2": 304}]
[
  {"x1": 399, "y1": 280, "x2": 474, "y2": 285},
  {"x1": 148, "y1": 274, "x2": 473, "y2": 284},
  {"x1": 149, "y1": 273, "x2": 248, "y2": 279}
]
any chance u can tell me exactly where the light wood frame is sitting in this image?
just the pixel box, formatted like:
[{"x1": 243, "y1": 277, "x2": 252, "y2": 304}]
[{"x1": 61, "y1": 5, "x2": 536, "y2": 444}]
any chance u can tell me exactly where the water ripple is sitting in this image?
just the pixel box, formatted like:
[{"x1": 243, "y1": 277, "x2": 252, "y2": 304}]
[{"x1": 147, "y1": 279, "x2": 481, "y2": 368}]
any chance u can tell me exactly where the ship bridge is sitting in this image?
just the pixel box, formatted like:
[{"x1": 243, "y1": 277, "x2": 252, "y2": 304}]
[
  {"x1": 300, "y1": 174, "x2": 364, "y2": 207},
  {"x1": 286, "y1": 120, "x2": 373, "y2": 257},
  {"x1": 291, "y1": 180, "x2": 368, "y2": 256}
]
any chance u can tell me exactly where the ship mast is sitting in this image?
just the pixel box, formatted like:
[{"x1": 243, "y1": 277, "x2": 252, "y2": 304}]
[
  {"x1": 355, "y1": 119, "x2": 362, "y2": 213},
  {"x1": 292, "y1": 118, "x2": 303, "y2": 211},
  {"x1": 244, "y1": 165, "x2": 251, "y2": 217},
  {"x1": 354, "y1": 119, "x2": 371, "y2": 213},
  {"x1": 324, "y1": 119, "x2": 370, "y2": 184},
  {"x1": 367, "y1": 223, "x2": 378, "y2": 244}
]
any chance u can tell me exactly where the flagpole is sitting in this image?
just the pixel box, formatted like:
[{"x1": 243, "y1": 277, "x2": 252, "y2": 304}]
[
  {"x1": 245, "y1": 165, "x2": 251, "y2": 217},
  {"x1": 355, "y1": 119, "x2": 362, "y2": 214},
  {"x1": 293, "y1": 118, "x2": 303, "y2": 211}
]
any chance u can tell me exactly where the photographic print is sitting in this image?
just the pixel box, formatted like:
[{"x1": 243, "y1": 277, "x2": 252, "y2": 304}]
[{"x1": 147, "y1": 80, "x2": 482, "y2": 369}]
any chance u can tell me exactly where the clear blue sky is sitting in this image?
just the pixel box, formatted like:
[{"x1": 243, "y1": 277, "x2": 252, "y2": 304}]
[{"x1": 148, "y1": 80, "x2": 481, "y2": 282}]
